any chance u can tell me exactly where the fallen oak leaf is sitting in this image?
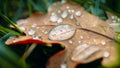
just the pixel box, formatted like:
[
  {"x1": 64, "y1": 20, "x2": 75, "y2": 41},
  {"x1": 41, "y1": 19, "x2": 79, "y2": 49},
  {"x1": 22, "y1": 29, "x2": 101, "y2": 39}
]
[{"x1": 5, "y1": 2, "x2": 118, "y2": 68}]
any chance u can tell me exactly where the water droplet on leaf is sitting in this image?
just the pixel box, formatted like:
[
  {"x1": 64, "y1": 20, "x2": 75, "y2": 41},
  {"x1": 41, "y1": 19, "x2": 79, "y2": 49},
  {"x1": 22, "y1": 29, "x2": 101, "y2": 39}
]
[{"x1": 49, "y1": 25, "x2": 76, "y2": 41}]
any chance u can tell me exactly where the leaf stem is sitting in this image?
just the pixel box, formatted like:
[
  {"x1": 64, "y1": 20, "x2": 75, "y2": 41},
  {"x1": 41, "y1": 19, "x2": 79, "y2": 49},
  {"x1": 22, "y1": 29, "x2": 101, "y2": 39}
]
[
  {"x1": 22, "y1": 43, "x2": 37, "y2": 60},
  {"x1": 46, "y1": 43, "x2": 52, "y2": 47}
]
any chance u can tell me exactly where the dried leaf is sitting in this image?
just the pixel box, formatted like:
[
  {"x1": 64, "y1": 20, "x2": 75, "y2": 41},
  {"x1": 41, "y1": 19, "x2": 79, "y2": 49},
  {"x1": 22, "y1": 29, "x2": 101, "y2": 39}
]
[{"x1": 5, "y1": 2, "x2": 117, "y2": 68}]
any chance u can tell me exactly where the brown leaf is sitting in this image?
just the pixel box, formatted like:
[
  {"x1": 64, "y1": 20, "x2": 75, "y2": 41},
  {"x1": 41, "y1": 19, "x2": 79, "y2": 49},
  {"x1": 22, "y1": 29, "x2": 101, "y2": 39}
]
[{"x1": 6, "y1": 2, "x2": 117, "y2": 68}]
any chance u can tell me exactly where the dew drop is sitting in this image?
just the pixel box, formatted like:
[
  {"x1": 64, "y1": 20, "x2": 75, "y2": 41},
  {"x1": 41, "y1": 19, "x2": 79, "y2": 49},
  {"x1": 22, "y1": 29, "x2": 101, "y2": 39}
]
[
  {"x1": 80, "y1": 36, "x2": 83, "y2": 39},
  {"x1": 28, "y1": 29, "x2": 36, "y2": 36},
  {"x1": 78, "y1": 40, "x2": 81, "y2": 44},
  {"x1": 36, "y1": 27, "x2": 40, "y2": 29},
  {"x1": 101, "y1": 40, "x2": 106, "y2": 45},
  {"x1": 111, "y1": 16, "x2": 115, "y2": 19},
  {"x1": 58, "y1": 10, "x2": 61, "y2": 13},
  {"x1": 71, "y1": 10, "x2": 74, "y2": 13},
  {"x1": 103, "y1": 51, "x2": 110, "y2": 58},
  {"x1": 44, "y1": 31, "x2": 48, "y2": 34},
  {"x1": 51, "y1": 12, "x2": 56, "y2": 16},
  {"x1": 50, "y1": 13, "x2": 58, "y2": 22},
  {"x1": 74, "y1": 44, "x2": 89, "y2": 53},
  {"x1": 75, "y1": 11, "x2": 81, "y2": 16},
  {"x1": 49, "y1": 25, "x2": 76, "y2": 40},
  {"x1": 71, "y1": 45, "x2": 100, "y2": 62},
  {"x1": 68, "y1": 40, "x2": 73, "y2": 44},
  {"x1": 33, "y1": 35, "x2": 42, "y2": 40},
  {"x1": 70, "y1": 14, "x2": 74, "y2": 19},
  {"x1": 60, "y1": 61, "x2": 67, "y2": 68},
  {"x1": 61, "y1": 11, "x2": 69, "y2": 18},
  {"x1": 68, "y1": 9, "x2": 71, "y2": 13},
  {"x1": 93, "y1": 39, "x2": 96, "y2": 43},
  {"x1": 66, "y1": 6, "x2": 70, "y2": 9},
  {"x1": 57, "y1": 18, "x2": 63, "y2": 24}
]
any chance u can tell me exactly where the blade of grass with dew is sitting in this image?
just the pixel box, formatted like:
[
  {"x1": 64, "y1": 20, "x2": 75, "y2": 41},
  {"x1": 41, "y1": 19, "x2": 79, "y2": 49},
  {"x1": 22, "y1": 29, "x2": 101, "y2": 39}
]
[{"x1": 0, "y1": 33, "x2": 27, "y2": 68}]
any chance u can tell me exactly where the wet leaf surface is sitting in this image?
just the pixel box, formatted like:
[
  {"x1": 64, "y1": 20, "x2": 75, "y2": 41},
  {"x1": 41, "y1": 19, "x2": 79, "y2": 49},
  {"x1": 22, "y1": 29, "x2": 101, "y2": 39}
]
[{"x1": 5, "y1": 2, "x2": 117, "y2": 68}]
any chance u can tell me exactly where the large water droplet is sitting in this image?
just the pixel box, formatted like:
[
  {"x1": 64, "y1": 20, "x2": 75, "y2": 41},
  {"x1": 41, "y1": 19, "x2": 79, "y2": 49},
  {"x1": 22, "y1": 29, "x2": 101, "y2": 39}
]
[
  {"x1": 49, "y1": 25, "x2": 76, "y2": 41},
  {"x1": 71, "y1": 45, "x2": 100, "y2": 62}
]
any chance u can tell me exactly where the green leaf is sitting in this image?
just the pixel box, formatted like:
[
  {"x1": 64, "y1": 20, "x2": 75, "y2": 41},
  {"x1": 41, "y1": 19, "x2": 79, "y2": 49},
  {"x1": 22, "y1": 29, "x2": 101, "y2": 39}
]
[{"x1": 0, "y1": 33, "x2": 27, "y2": 68}]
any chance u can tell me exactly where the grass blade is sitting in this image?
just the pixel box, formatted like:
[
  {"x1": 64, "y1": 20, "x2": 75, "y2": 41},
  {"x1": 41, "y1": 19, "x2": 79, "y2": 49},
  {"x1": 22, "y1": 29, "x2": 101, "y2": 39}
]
[
  {"x1": 0, "y1": 13, "x2": 24, "y2": 35},
  {"x1": 0, "y1": 33, "x2": 27, "y2": 68},
  {"x1": 0, "y1": 25, "x2": 22, "y2": 36},
  {"x1": 13, "y1": 0, "x2": 25, "y2": 21}
]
